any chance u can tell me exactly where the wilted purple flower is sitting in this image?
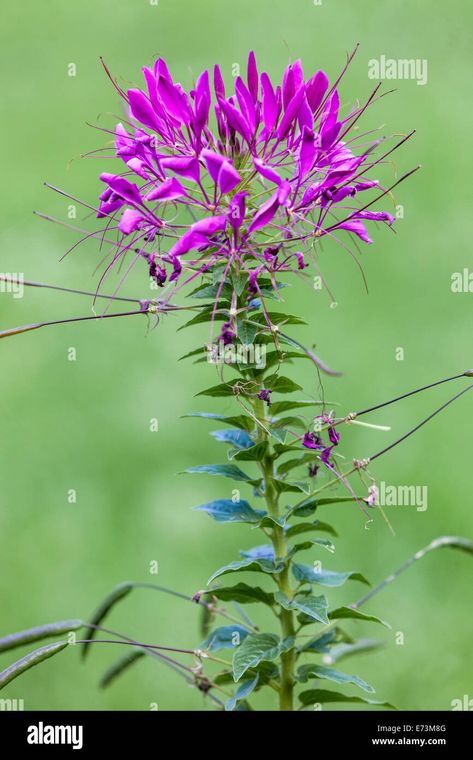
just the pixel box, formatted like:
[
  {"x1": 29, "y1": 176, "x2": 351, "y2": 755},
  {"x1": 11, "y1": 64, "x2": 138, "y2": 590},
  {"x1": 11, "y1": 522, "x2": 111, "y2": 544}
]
[
  {"x1": 257, "y1": 388, "x2": 273, "y2": 406},
  {"x1": 302, "y1": 432, "x2": 324, "y2": 450},
  {"x1": 217, "y1": 321, "x2": 235, "y2": 345}
]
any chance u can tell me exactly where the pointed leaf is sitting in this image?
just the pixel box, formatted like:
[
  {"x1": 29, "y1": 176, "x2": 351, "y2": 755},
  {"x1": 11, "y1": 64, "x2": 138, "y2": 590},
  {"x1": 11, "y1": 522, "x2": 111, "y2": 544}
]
[
  {"x1": 276, "y1": 591, "x2": 329, "y2": 624},
  {"x1": 298, "y1": 689, "x2": 395, "y2": 709},
  {"x1": 295, "y1": 664, "x2": 374, "y2": 692},
  {"x1": 226, "y1": 674, "x2": 259, "y2": 711},
  {"x1": 184, "y1": 464, "x2": 253, "y2": 482},
  {"x1": 195, "y1": 499, "x2": 266, "y2": 524},
  {"x1": 233, "y1": 633, "x2": 295, "y2": 681},
  {"x1": 329, "y1": 606, "x2": 391, "y2": 629},
  {"x1": 201, "y1": 625, "x2": 250, "y2": 652},
  {"x1": 208, "y1": 557, "x2": 284, "y2": 585},
  {"x1": 207, "y1": 583, "x2": 275, "y2": 607},
  {"x1": 292, "y1": 564, "x2": 370, "y2": 588}
]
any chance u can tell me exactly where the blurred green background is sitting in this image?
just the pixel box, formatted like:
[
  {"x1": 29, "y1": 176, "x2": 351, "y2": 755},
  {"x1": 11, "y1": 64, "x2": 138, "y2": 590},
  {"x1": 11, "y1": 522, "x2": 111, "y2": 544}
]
[{"x1": 1, "y1": 0, "x2": 472, "y2": 711}]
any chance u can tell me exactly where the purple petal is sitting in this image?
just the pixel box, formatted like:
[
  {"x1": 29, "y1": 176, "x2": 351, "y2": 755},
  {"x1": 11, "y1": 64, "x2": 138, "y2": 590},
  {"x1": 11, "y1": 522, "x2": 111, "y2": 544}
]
[
  {"x1": 145, "y1": 177, "x2": 186, "y2": 202},
  {"x1": 118, "y1": 209, "x2": 145, "y2": 235},
  {"x1": 227, "y1": 191, "x2": 248, "y2": 230},
  {"x1": 156, "y1": 75, "x2": 192, "y2": 125},
  {"x1": 235, "y1": 77, "x2": 256, "y2": 133},
  {"x1": 99, "y1": 173, "x2": 143, "y2": 206},
  {"x1": 194, "y1": 69, "x2": 211, "y2": 129},
  {"x1": 161, "y1": 156, "x2": 201, "y2": 183},
  {"x1": 306, "y1": 70, "x2": 329, "y2": 112},
  {"x1": 128, "y1": 89, "x2": 162, "y2": 132},
  {"x1": 218, "y1": 161, "x2": 242, "y2": 194},
  {"x1": 260, "y1": 72, "x2": 279, "y2": 133},
  {"x1": 219, "y1": 98, "x2": 252, "y2": 143},
  {"x1": 277, "y1": 86, "x2": 305, "y2": 140},
  {"x1": 247, "y1": 51, "x2": 259, "y2": 102},
  {"x1": 168, "y1": 215, "x2": 227, "y2": 257},
  {"x1": 253, "y1": 158, "x2": 282, "y2": 185},
  {"x1": 355, "y1": 210, "x2": 395, "y2": 225},
  {"x1": 213, "y1": 64, "x2": 226, "y2": 99},
  {"x1": 336, "y1": 219, "x2": 373, "y2": 244},
  {"x1": 299, "y1": 126, "x2": 316, "y2": 179}
]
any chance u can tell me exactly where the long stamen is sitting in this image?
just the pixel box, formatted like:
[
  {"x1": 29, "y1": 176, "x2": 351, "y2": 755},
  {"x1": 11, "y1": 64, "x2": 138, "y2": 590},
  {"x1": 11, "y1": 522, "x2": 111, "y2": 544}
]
[
  {"x1": 0, "y1": 275, "x2": 140, "y2": 304},
  {"x1": 369, "y1": 382, "x2": 473, "y2": 462},
  {"x1": 355, "y1": 371, "x2": 472, "y2": 417}
]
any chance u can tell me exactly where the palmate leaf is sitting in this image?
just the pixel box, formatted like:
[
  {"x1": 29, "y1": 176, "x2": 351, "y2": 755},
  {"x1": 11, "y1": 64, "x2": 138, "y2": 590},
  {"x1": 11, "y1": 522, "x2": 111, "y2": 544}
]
[
  {"x1": 207, "y1": 583, "x2": 275, "y2": 607},
  {"x1": 200, "y1": 625, "x2": 250, "y2": 652},
  {"x1": 233, "y1": 633, "x2": 295, "y2": 682},
  {"x1": 295, "y1": 664, "x2": 374, "y2": 693},
  {"x1": 0, "y1": 619, "x2": 83, "y2": 653},
  {"x1": 298, "y1": 689, "x2": 395, "y2": 709},
  {"x1": 0, "y1": 641, "x2": 69, "y2": 690},
  {"x1": 292, "y1": 563, "x2": 370, "y2": 588},
  {"x1": 207, "y1": 557, "x2": 284, "y2": 585},
  {"x1": 275, "y1": 592, "x2": 329, "y2": 624},
  {"x1": 195, "y1": 499, "x2": 266, "y2": 524}
]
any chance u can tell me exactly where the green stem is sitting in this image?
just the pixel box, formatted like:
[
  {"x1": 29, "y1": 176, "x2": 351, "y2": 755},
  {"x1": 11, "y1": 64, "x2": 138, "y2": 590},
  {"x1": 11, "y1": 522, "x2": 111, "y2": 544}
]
[{"x1": 254, "y1": 397, "x2": 295, "y2": 711}]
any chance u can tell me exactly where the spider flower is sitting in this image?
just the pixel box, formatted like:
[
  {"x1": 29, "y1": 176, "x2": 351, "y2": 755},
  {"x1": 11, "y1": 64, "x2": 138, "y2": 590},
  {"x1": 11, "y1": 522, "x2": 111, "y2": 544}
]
[{"x1": 94, "y1": 50, "x2": 406, "y2": 300}]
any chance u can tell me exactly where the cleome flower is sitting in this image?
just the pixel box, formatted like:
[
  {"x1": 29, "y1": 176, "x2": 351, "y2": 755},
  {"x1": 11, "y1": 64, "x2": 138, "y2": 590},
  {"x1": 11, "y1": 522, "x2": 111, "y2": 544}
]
[{"x1": 93, "y1": 49, "x2": 413, "y2": 302}]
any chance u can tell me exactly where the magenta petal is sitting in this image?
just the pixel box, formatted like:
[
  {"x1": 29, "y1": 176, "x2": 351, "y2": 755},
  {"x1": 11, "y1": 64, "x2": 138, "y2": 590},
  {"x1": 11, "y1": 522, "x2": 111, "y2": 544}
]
[
  {"x1": 253, "y1": 158, "x2": 282, "y2": 185},
  {"x1": 160, "y1": 156, "x2": 201, "y2": 183},
  {"x1": 99, "y1": 173, "x2": 143, "y2": 206},
  {"x1": 235, "y1": 77, "x2": 256, "y2": 133},
  {"x1": 247, "y1": 51, "x2": 259, "y2": 102},
  {"x1": 299, "y1": 126, "x2": 316, "y2": 179},
  {"x1": 145, "y1": 177, "x2": 186, "y2": 202},
  {"x1": 168, "y1": 215, "x2": 227, "y2": 257},
  {"x1": 201, "y1": 149, "x2": 225, "y2": 183},
  {"x1": 336, "y1": 219, "x2": 373, "y2": 244},
  {"x1": 156, "y1": 75, "x2": 192, "y2": 125},
  {"x1": 219, "y1": 99, "x2": 251, "y2": 143},
  {"x1": 298, "y1": 94, "x2": 313, "y2": 132},
  {"x1": 227, "y1": 191, "x2": 248, "y2": 230},
  {"x1": 277, "y1": 179, "x2": 291, "y2": 205},
  {"x1": 260, "y1": 72, "x2": 279, "y2": 133},
  {"x1": 282, "y1": 64, "x2": 295, "y2": 110},
  {"x1": 277, "y1": 86, "x2": 305, "y2": 140},
  {"x1": 115, "y1": 123, "x2": 135, "y2": 158},
  {"x1": 218, "y1": 161, "x2": 242, "y2": 194},
  {"x1": 118, "y1": 209, "x2": 144, "y2": 235},
  {"x1": 356, "y1": 210, "x2": 395, "y2": 225},
  {"x1": 213, "y1": 64, "x2": 226, "y2": 99},
  {"x1": 128, "y1": 89, "x2": 162, "y2": 132},
  {"x1": 306, "y1": 70, "x2": 329, "y2": 112},
  {"x1": 194, "y1": 69, "x2": 211, "y2": 129}
]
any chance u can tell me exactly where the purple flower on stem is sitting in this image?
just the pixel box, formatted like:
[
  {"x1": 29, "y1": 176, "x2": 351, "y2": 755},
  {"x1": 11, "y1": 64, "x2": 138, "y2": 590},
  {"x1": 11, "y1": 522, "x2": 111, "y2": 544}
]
[{"x1": 257, "y1": 388, "x2": 273, "y2": 407}]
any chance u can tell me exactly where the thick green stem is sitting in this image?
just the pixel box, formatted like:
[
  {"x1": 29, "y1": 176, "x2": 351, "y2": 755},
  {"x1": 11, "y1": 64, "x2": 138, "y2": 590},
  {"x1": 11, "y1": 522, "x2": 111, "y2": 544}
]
[{"x1": 254, "y1": 397, "x2": 295, "y2": 711}]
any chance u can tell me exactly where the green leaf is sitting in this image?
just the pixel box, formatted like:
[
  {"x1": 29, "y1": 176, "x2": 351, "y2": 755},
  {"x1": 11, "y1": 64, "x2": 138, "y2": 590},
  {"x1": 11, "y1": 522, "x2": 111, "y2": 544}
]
[
  {"x1": 236, "y1": 318, "x2": 259, "y2": 346},
  {"x1": 82, "y1": 582, "x2": 134, "y2": 659},
  {"x1": 232, "y1": 442, "x2": 268, "y2": 461},
  {"x1": 277, "y1": 454, "x2": 319, "y2": 475},
  {"x1": 196, "y1": 382, "x2": 237, "y2": 398},
  {"x1": 184, "y1": 412, "x2": 254, "y2": 432},
  {"x1": 275, "y1": 591, "x2": 329, "y2": 624},
  {"x1": 329, "y1": 606, "x2": 391, "y2": 629},
  {"x1": 0, "y1": 620, "x2": 83, "y2": 654},
  {"x1": 291, "y1": 496, "x2": 358, "y2": 518},
  {"x1": 200, "y1": 625, "x2": 250, "y2": 652},
  {"x1": 286, "y1": 520, "x2": 338, "y2": 538},
  {"x1": 298, "y1": 689, "x2": 395, "y2": 709},
  {"x1": 210, "y1": 429, "x2": 254, "y2": 449},
  {"x1": 178, "y1": 305, "x2": 227, "y2": 330},
  {"x1": 291, "y1": 537, "x2": 336, "y2": 555},
  {"x1": 233, "y1": 633, "x2": 295, "y2": 682},
  {"x1": 0, "y1": 641, "x2": 69, "y2": 690},
  {"x1": 251, "y1": 312, "x2": 307, "y2": 326},
  {"x1": 195, "y1": 499, "x2": 266, "y2": 524},
  {"x1": 299, "y1": 630, "x2": 339, "y2": 653},
  {"x1": 188, "y1": 282, "x2": 232, "y2": 300},
  {"x1": 265, "y1": 375, "x2": 303, "y2": 394},
  {"x1": 325, "y1": 639, "x2": 384, "y2": 664},
  {"x1": 274, "y1": 479, "x2": 310, "y2": 495},
  {"x1": 99, "y1": 650, "x2": 145, "y2": 689},
  {"x1": 179, "y1": 346, "x2": 206, "y2": 361},
  {"x1": 292, "y1": 564, "x2": 370, "y2": 588},
  {"x1": 208, "y1": 583, "x2": 275, "y2": 607},
  {"x1": 295, "y1": 664, "x2": 374, "y2": 692},
  {"x1": 270, "y1": 400, "x2": 327, "y2": 415},
  {"x1": 208, "y1": 557, "x2": 284, "y2": 585},
  {"x1": 225, "y1": 674, "x2": 259, "y2": 711},
  {"x1": 184, "y1": 464, "x2": 253, "y2": 482}
]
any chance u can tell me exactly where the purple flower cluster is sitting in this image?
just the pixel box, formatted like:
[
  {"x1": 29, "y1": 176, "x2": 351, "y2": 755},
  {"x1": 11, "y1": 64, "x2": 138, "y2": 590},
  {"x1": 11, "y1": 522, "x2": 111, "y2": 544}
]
[{"x1": 96, "y1": 51, "x2": 397, "y2": 297}]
